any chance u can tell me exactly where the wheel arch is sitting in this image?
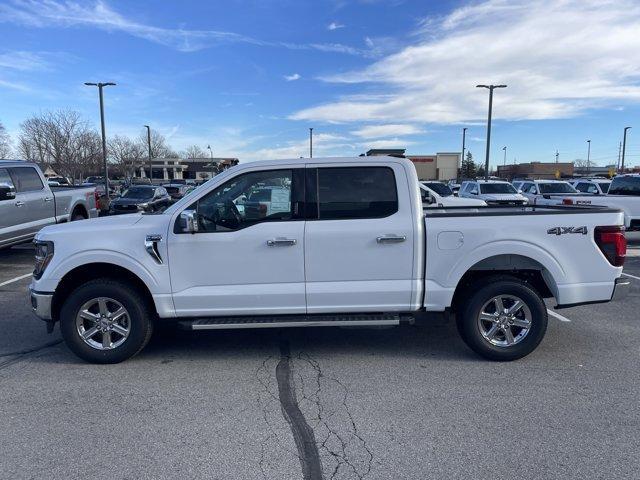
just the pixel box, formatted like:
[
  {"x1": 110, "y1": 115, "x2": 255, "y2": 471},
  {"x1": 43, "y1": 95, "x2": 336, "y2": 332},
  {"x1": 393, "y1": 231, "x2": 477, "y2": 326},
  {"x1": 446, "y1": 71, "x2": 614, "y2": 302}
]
[
  {"x1": 450, "y1": 254, "x2": 557, "y2": 313},
  {"x1": 70, "y1": 203, "x2": 88, "y2": 219},
  {"x1": 51, "y1": 263, "x2": 157, "y2": 323}
]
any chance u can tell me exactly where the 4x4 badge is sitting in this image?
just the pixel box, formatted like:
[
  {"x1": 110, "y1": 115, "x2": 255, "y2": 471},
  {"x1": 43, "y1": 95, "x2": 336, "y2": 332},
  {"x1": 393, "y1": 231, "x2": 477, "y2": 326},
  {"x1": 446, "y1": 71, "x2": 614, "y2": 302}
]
[{"x1": 547, "y1": 226, "x2": 588, "y2": 235}]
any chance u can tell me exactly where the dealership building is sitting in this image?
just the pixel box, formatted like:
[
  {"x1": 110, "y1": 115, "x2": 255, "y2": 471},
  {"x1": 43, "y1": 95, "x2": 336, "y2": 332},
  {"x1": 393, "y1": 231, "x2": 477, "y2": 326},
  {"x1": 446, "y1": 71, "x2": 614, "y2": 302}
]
[{"x1": 365, "y1": 149, "x2": 460, "y2": 181}]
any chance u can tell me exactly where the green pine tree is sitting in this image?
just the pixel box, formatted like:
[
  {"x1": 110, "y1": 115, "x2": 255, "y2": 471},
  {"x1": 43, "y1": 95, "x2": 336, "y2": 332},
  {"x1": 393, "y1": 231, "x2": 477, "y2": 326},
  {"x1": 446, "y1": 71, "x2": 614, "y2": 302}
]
[{"x1": 461, "y1": 151, "x2": 476, "y2": 179}]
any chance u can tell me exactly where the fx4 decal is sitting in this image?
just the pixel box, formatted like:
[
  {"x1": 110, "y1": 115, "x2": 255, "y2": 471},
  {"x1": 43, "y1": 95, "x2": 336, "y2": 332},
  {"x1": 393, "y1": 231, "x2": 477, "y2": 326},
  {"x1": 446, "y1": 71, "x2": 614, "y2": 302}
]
[{"x1": 547, "y1": 226, "x2": 588, "y2": 235}]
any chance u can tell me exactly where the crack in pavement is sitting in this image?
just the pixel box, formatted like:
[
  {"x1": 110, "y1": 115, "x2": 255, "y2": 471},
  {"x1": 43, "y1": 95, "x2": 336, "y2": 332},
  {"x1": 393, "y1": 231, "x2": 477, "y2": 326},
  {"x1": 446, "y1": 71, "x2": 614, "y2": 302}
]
[
  {"x1": 0, "y1": 338, "x2": 63, "y2": 371},
  {"x1": 295, "y1": 352, "x2": 374, "y2": 480},
  {"x1": 276, "y1": 340, "x2": 324, "y2": 480}
]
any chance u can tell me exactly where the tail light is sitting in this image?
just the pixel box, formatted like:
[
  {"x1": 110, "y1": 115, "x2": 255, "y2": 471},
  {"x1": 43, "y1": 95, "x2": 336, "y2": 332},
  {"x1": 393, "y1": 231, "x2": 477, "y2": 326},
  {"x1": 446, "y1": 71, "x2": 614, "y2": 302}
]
[
  {"x1": 259, "y1": 203, "x2": 268, "y2": 215},
  {"x1": 562, "y1": 198, "x2": 574, "y2": 205},
  {"x1": 94, "y1": 189, "x2": 100, "y2": 204},
  {"x1": 594, "y1": 226, "x2": 626, "y2": 267}
]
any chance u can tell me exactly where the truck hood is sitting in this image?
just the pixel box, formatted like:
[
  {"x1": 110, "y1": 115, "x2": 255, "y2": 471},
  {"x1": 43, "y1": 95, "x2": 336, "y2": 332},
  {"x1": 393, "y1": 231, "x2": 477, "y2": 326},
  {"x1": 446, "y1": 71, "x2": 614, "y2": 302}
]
[{"x1": 36, "y1": 213, "x2": 157, "y2": 239}]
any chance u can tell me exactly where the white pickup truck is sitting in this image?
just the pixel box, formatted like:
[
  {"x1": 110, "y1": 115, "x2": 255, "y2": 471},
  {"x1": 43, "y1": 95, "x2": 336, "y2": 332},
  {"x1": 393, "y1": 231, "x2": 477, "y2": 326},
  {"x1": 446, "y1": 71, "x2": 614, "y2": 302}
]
[{"x1": 29, "y1": 156, "x2": 628, "y2": 364}]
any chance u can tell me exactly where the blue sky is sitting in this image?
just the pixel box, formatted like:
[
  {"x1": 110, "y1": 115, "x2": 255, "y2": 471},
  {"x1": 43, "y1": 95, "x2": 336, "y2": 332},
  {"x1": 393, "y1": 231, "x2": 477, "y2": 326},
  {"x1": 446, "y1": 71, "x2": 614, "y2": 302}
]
[{"x1": 0, "y1": 0, "x2": 639, "y2": 169}]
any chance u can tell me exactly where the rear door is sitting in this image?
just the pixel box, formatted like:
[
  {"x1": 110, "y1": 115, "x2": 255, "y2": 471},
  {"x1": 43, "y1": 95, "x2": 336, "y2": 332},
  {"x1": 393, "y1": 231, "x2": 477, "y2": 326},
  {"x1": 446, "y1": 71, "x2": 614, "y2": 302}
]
[
  {"x1": 7, "y1": 166, "x2": 55, "y2": 237},
  {"x1": 304, "y1": 163, "x2": 415, "y2": 313}
]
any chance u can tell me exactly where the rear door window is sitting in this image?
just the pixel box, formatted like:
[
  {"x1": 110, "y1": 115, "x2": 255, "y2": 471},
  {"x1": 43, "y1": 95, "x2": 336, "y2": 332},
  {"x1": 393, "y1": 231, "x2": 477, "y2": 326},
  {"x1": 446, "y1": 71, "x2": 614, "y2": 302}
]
[
  {"x1": 8, "y1": 167, "x2": 44, "y2": 192},
  {"x1": 317, "y1": 167, "x2": 398, "y2": 220}
]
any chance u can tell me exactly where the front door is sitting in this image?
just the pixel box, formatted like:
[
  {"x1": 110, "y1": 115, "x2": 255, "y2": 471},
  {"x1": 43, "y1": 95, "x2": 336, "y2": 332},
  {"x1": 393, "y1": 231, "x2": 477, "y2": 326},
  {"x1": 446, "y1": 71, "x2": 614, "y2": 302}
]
[
  {"x1": 168, "y1": 167, "x2": 306, "y2": 317},
  {"x1": 304, "y1": 164, "x2": 415, "y2": 313},
  {"x1": 7, "y1": 166, "x2": 55, "y2": 238}
]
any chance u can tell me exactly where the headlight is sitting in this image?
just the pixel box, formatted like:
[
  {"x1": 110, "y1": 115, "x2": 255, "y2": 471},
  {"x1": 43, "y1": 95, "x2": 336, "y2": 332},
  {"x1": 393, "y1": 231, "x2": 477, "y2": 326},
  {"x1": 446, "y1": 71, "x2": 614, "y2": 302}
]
[
  {"x1": 139, "y1": 203, "x2": 149, "y2": 210},
  {"x1": 33, "y1": 240, "x2": 54, "y2": 280}
]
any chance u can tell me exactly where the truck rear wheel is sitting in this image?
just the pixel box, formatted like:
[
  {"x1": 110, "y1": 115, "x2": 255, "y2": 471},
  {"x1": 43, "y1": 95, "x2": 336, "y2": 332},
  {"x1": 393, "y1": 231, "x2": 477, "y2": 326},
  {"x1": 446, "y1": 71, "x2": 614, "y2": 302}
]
[
  {"x1": 59, "y1": 279, "x2": 154, "y2": 364},
  {"x1": 456, "y1": 277, "x2": 548, "y2": 361}
]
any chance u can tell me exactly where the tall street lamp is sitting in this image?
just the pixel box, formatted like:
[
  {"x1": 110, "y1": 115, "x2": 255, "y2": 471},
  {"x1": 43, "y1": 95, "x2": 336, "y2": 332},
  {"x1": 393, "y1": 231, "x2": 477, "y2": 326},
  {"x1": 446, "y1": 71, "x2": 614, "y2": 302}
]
[
  {"x1": 476, "y1": 84, "x2": 507, "y2": 180},
  {"x1": 502, "y1": 146, "x2": 507, "y2": 167},
  {"x1": 144, "y1": 125, "x2": 152, "y2": 182},
  {"x1": 621, "y1": 127, "x2": 632, "y2": 173},
  {"x1": 84, "y1": 82, "x2": 116, "y2": 197},
  {"x1": 586, "y1": 139, "x2": 591, "y2": 175},
  {"x1": 309, "y1": 128, "x2": 313, "y2": 158}
]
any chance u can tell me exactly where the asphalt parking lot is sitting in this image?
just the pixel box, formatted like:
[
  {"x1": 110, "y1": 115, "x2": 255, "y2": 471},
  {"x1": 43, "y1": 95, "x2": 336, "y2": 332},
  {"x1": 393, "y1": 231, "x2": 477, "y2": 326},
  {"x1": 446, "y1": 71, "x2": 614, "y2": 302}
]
[{"x1": 1, "y1": 237, "x2": 639, "y2": 480}]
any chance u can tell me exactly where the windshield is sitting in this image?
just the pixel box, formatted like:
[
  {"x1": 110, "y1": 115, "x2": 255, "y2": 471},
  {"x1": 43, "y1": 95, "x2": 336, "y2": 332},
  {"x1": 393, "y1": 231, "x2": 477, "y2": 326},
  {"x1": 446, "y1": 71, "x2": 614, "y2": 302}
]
[
  {"x1": 538, "y1": 182, "x2": 577, "y2": 194},
  {"x1": 598, "y1": 182, "x2": 611, "y2": 193},
  {"x1": 121, "y1": 187, "x2": 154, "y2": 199},
  {"x1": 480, "y1": 183, "x2": 517, "y2": 194},
  {"x1": 422, "y1": 182, "x2": 453, "y2": 196}
]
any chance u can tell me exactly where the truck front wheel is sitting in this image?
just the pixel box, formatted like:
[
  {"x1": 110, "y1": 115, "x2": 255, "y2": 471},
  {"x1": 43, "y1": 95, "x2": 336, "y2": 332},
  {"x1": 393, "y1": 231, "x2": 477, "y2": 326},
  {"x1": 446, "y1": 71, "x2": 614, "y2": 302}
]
[
  {"x1": 59, "y1": 279, "x2": 154, "y2": 363},
  {"x1": 457, "y1": 277, "x2": 548, "y2": 361}
]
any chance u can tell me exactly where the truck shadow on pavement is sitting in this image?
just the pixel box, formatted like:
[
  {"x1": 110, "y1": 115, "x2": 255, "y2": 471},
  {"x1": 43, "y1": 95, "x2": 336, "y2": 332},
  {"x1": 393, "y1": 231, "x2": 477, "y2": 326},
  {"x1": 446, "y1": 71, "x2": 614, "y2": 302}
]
[{"x1": 139, "y1": 319, "x2": 479, "y2": 364}]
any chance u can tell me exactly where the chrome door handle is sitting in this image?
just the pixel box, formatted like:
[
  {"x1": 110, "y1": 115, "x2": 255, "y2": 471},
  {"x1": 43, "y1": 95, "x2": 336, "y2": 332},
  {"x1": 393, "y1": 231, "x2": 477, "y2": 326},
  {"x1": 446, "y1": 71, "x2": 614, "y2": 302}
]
[
  {"x1": 377, "y1": 235, "x2": 406, "y2": 244},
  {"x1": 267, "y1": 238, "x2": 297, "y2": 247},
  {"x1": 43, "y1": 197, "x2": 53, "y2": 202},
  {"x1": 15, "y1": 201, "x2": 25, "y2": 207}
]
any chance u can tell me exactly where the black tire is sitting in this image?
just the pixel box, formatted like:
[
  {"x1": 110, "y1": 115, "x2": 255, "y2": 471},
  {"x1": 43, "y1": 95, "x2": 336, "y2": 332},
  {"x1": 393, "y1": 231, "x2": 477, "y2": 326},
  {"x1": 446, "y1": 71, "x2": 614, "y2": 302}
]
[
  {"x1": 71, "y1": 210, "x2": 86, "y2": 221},
  {"x1": 456, "y1": 276, "x2": 548, "y2": 361},
  {"x1": 59, "y1": 279, "x2": 154, "y2": 364}
]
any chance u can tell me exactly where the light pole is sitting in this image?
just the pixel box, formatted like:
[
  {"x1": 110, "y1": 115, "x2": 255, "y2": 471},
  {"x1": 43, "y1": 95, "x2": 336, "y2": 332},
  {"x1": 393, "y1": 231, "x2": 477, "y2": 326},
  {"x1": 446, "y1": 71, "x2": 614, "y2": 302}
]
[
  {"x1": 476, "y1": 84, "x2": 507, "y2": 180},
  {"x1": 502, "y1": 146, "x2": 507, "y2": 167},
  {"x1": 144, "y1": 125, "x2": 152, "y2": 182},
  {"x1": 461, "y1": 127, "x2": 467, "y2": 181},
  {"x1": 207, "y1": 145, "x2": 213, "y2": 159},
  {"x1": 84, "y1": 82, "x2": 115, "y2": 198},
  {"x1": 309, "y1": 128, "x2": 313, "y2": 158},
  {"x1": 586, "y1": 139, "x2": 591, "y2": 175},
  {"x1": 621, "y1": 127, "x2": 632, "y2": 173}
]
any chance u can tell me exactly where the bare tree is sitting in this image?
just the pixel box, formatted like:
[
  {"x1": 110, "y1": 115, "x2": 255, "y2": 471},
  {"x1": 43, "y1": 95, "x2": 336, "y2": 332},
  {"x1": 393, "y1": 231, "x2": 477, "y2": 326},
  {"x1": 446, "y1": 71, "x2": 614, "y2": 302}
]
[
  {"x1": 0, "y1": 121, "x2": 12, "y2": 158},
  {"x1": 109, "y1": 135, "x2": 146, "y2": 178},
  {"x1": 182, "y1": 145, "x2": 207, "y2": 159},
  {"x1": 18, "y1": 111, "x2": 102, "y2": 182},
  {"x1": 138, "y1": 128, "x2": 178, "y2": 159}
]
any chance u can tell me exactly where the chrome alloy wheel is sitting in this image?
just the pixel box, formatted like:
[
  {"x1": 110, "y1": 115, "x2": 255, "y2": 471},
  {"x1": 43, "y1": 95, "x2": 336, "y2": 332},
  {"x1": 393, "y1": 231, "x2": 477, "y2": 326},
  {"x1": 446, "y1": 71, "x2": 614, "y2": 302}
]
[
  {"x1": 477, "y1": 294, "x2": 532, "y2": 347},
  {"x1": 75, "y1": 297, "x2": 131, "y2": 350}
]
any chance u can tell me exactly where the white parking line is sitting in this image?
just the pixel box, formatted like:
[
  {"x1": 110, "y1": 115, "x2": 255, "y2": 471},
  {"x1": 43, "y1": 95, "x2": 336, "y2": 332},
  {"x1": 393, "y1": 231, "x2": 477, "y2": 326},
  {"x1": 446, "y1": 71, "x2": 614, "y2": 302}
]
[
  {"x1": 547, "y1": 309, "x2": 571, "y2": 322},
  {"x1": 622, "y1": 272, "x2": 640, "y2": 281},
  {"x1": 0, "y1": 273, "x2": 32, "y2": 287}
]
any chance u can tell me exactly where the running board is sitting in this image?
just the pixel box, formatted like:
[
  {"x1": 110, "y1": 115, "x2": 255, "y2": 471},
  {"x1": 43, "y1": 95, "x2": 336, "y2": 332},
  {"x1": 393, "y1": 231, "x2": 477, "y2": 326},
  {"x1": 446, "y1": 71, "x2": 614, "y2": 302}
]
[{"x1": 178, "y1": 313, "x2": 407, "y2": 331}]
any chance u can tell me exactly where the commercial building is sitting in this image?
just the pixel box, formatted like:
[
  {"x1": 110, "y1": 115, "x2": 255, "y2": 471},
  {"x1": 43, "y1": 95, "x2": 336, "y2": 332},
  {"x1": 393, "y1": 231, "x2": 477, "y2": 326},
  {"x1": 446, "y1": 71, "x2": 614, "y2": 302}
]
[
  {"x1": 365, "y1": 149, "x2": 460, "y2": 181},
  {"x1": 497, "y1": 162, "x2": 574, "y2": 180},
  {"x1": 133, "y1": 157, "x2": 239, "y2": 181}
]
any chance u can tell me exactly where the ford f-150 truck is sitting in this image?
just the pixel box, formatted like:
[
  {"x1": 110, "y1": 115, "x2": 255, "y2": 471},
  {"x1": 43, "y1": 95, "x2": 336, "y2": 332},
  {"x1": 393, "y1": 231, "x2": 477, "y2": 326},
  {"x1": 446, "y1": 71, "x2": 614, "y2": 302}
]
[
  {"x1": 0, "y1": 160, "x2": 98, "y2": 249},
  {"x1": 29, "y1": 156, "x2": 628, "y2": 364}
]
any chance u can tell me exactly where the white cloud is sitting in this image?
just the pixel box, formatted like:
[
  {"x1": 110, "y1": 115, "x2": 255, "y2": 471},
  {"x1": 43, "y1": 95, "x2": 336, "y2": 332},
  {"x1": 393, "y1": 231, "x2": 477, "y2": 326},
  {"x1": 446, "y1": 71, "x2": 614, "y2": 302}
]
[
  {"x1": 0, "y1": 0, "x2": 368, "y2": 56},
  {"x1": 328, "y1": 21, "x2": 345, "y2": 30},
  {"x1": 351, "y1": 124, "x2": 422, "y2": 138},
  {"x1": 0, "y1": 51, "x2": 50, "y2": 71},
  {"x1": 284, "y1": 73, "x2": 301, "y2": 81},
  {"x1": 292, "y1": 0, "x2": 640, "y2": 124},
  {"x1": 363, "y1": 138, "x2": 415, "y2": 149}
]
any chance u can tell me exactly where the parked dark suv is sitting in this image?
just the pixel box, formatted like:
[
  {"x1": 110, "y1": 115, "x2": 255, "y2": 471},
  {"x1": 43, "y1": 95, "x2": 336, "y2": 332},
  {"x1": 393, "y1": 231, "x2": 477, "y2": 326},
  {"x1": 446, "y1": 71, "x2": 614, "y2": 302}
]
[{"x1": 109, "y1": 185, "x2": 171, "y2": 215}]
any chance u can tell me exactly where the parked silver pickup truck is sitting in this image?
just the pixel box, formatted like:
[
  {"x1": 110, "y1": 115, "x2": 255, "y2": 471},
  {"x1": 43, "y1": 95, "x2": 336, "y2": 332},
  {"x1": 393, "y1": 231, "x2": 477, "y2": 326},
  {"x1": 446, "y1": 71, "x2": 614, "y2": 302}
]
[{"x1": 0, "y1": 160, "x2": 98, "y2": 248}]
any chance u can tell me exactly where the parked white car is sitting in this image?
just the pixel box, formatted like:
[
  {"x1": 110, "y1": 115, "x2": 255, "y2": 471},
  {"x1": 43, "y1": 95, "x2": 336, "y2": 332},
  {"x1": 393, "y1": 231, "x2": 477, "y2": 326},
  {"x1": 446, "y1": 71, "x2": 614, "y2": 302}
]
[
  {"x1": 459, "y1": 180, "x2": 528, "y2": 206},
  {"x1": 518, "y1": 180, "x2": 579, "y2": 205},
  {"x1": 420, "y1": 182, "x2": 486, "y2": 207},
  {"x1": 30, "y1": 156, "x2": 628, "y2": 363},
  {"x1": 572, "y1": 178, "x2": 611, "y2": 195}
]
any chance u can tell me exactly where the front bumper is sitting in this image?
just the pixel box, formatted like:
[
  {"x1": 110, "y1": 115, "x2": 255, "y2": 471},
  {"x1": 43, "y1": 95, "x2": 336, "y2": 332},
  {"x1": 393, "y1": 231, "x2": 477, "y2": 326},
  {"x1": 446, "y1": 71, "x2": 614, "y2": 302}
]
[{"x1": 29, "y1": 287, "x2": 53, "y2": 321}]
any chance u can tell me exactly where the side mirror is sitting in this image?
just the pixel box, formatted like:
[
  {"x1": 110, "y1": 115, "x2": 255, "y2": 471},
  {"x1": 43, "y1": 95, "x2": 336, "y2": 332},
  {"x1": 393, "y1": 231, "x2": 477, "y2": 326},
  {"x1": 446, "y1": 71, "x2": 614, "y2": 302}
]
[
  {"x1": 0, "y1": 183, "x2": 16, "y2": 201},
  {"x1": 180, "y1": 209, "x2": 199, "y2": 234},
  {"x1": 518, "y1": 189, "x2": 523, "y2": 194}
]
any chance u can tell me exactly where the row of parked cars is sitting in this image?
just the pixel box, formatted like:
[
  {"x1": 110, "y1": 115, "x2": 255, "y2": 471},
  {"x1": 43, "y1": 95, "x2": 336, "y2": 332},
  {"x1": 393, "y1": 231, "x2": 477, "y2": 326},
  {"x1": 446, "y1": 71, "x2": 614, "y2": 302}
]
[{"x1": 421, "y1": 174, "x2": 640, "y2": 231}]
